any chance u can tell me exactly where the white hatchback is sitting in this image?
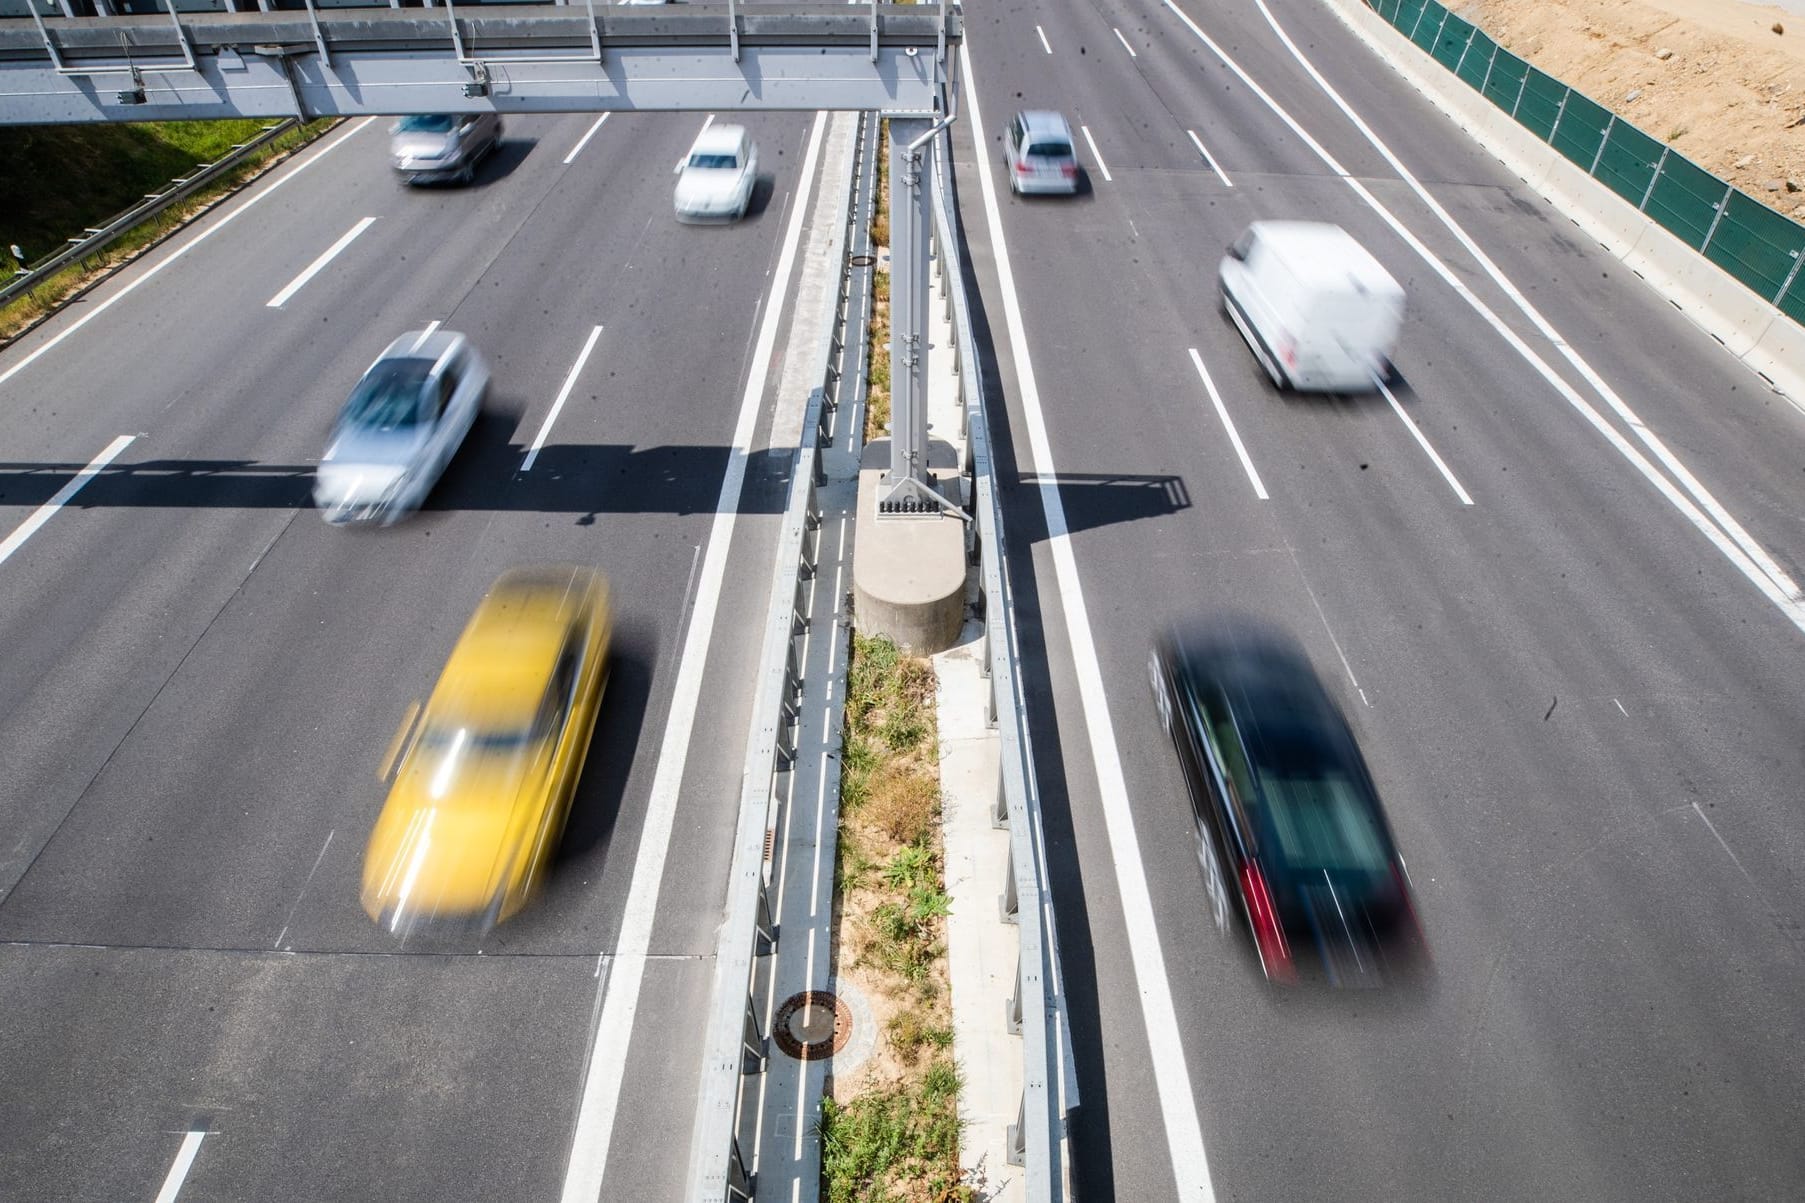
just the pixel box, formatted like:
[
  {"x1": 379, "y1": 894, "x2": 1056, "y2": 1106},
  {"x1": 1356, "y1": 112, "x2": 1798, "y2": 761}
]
[
  {"x1": 313, "y1": 329, "x2": 488, "y2": 525},
  {"x1": 674, "y1": 124, "x2": 759, "y2": 223}
]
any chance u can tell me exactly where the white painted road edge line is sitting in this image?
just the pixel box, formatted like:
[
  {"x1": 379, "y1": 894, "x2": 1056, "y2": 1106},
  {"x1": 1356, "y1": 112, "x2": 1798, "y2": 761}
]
[
  {"x1": 1037, "y1": 23, "x2": 1053, "y2": 53},
  {"x1": 1188, "y1": 349, "x2": 1268, "y2": 501},
  {"x1": 1185, "y1": 129, "x2": 1234, "y2": 188},
  {"x1": 152, "y1": 1131, "x2": 206, "y2": 1203},
  {"x1": 0, "y1": 118, "x2": 375, "y2": 391},
  {"x1": 266, "y1": 216, "x2": 377, "y2": 308},
  {"x1": 1162, "y1": 0, "x2": 1805, "y2": 632},
  {"x1": 556, "y1": 108, "x2": 829, "y2": 1203},
  {"x1": 0, "y1": 434, "x2": 135, "y2": 570},
  {"x1": 962, "y1": 38, "x2": 1217, "y2": 1202},
  {"x1": 1277, "y1": 0, "x2": 1802, "y2": 604},
  {"x1": 522, "y1": 324, "x2": 604, "y2": 472},
  {"x1": 1081, "y1": 125, "x2": 1113, "y2": 182},
  {"x1": 564, "y1": 113, "x2": 610, "y2": 165},
  {"x1": 1378, "y1": 379, "x2": 1473, "y2": 505},
  {"x1": 1113, "y1": 26, "x2": 1139, "y2": 57}
]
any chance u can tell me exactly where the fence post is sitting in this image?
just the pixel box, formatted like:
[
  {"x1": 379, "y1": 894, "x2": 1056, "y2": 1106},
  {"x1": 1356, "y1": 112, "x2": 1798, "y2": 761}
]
[
  {"x1": 1407, "y1": 0, "x2": 1434, "y2": 41},
  {"x1": 1511, "y1": 65, "x2": 1531, "y2": 119},
  {"x1": 1639, "y1": 146, "x2": 1669, "y2": 212},
  {"x1": 1478, "y1": 42, "x2": 1500, "y2": 96},
  {"x1": 1453, "y1": 25, "x2": 1478, "y2": 77},
  {"x1": 1547, "y1": 89, "x2": 1570, "y2": 143},
  {"x1": 1773, "y1": 248, "x2": 1805, "y2": 307},
  {"x1": 1588, "y1": 113, "x2": 1616, "y2": 176},
  {"x1": 1700, "y1": 183, "x2": 1735, "y2": 254}
]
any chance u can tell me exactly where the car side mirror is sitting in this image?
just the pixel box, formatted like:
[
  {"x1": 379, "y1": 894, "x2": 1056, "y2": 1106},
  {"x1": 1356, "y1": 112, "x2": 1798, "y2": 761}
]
[
  {"x1": 378, "y1": 700, "x2": 424, "y2": 784},
  {"x1": 674, "y1": 159, "x2": 685, "y2": 175}
]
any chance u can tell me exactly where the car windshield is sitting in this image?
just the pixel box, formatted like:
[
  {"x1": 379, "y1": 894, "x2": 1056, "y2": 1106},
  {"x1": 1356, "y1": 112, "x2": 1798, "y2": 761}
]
[
  {"x1": 341, "y1": 359, "x2": 435, "y2": 432},
  {"x1": 688, "y1": 153, "x2": 739, "y2": 170},
  {"x1": 398, "y1": 115, "x2": 457, "y2": 133},
  {"x1": 1027, "y1": 140, "x2": 1072, "y2": 158}
]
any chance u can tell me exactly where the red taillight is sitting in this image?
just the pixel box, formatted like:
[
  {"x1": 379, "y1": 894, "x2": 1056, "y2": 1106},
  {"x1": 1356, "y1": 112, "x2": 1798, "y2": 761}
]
[
  {"x1": 1391, "y1": 864, "x2": 1430, "y2": 958},
  {"x1": 1015, "y1": 161, "x2": 1033, "y2": 174},
  {"x1": 1280, "y1": 340, "x2": 1297, "y2": 368},
  {"x1": 1240, "y1": 863, "x2": 1297, "y2": 984},
  {"x1": 1061, "y1": 163, "x2": 1078, "y2": 178}
]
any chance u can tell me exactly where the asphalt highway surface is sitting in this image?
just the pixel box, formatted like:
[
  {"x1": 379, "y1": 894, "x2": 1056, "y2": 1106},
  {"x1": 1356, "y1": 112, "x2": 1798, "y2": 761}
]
[
  {"x1": 0, "y1": 108, "x2": 819, "y2": 1201},
  {"x1": 954, "y1": 0, "x2": 1805, "y2": 1198}
]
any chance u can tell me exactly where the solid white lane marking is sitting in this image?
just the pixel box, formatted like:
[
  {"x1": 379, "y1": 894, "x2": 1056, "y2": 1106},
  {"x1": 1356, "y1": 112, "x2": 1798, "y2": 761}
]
[
  {"x1": 564, "y1": 113, "x2": 610, "y2": 165},
  {"x1": 1188, "y1": 348, "x2": 1267, "y2": 500},
  {"x1": 152, "y1": 1131, "x2": 206, "y2": 1203},
  {"x1": 1113, "y1": 26, "x2": 1139, "y2": 57},
  {"x1": 1163, "y1": 0, "x2": 1805, "y2": 634},
  {"x1": 1037, "y1": 23, "x2": 1052, "y2": 53},
  {"x1": 273, "y1": 828, "x2": 335, "y2": 950},
  {"x1": 0, "y1": 434, "x2": 135, "y2": 570},
  {"x1": 1378, "y1": 380, "x2": 1473, "y2": 505},
  {"x1": 698, "y1": 114, "x2": 715, "y2": 138},
  {"x1": 557, "y1": 109, "x2": 830, "y2": 1203},
  {"x1": 1613, "y1": 697, "x2": 1629, "y2": 717},
  {"x1": 266, "y1": 217, "x2": 377, "y2": 308},
  {"x1": 411, "y1": 321, "x2": 442, "y2": 351},
  {"x1": 522, "y1": 325, "x2": 604, "y2": 472},
  {"x1": 1691, "y1": 801, "x2": 1753, "y2": 882},
  {"x1": 963, "y1": 39, "x2": 1217, "y2": 1202},
  {"x1": 1185, "y1": 129, "x2": 1234, "y2": 188},
  {"x1": 1265, "y1": 0, "x2": 1802, "y2": 605},
  {"x1": 0, "y1": 119, "x2": 376, "y2": 392},
  {"x1": 1080, "y1": 125, "x2": 1113, "y2": 182}
]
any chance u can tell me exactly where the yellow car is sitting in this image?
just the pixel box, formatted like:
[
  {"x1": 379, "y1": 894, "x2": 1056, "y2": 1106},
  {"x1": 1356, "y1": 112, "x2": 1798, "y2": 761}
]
[{"x1": 362, "y1": 565, "x2": 611, "y2": 933}]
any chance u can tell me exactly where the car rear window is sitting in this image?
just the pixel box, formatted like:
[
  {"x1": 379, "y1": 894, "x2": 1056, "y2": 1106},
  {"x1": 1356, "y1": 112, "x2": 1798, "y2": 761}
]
[
  {"x1": 688, "y1": 153, "x2": 740, "y2": 170},
  {"x1": 342, "y1": 359, "x2": 435, "y2": 431},
  {"x1": 1259, "y1": 770, "x2": 1389, "y2": 873},
  {"x1": 1027, "y1": 140, "x2": 1073, "y2": 159}
]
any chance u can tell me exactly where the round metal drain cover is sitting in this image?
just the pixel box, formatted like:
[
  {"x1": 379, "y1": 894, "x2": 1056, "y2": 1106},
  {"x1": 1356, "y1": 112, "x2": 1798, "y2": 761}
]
[{"x1": 772, "y1": 990, "x2": 853, "y2": 1061}]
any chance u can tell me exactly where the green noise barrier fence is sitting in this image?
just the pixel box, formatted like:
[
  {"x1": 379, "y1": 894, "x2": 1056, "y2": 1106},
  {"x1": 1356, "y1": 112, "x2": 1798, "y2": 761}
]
[{"x1": 1367, "y1": 0, "x2": 1805, "y2": 327}]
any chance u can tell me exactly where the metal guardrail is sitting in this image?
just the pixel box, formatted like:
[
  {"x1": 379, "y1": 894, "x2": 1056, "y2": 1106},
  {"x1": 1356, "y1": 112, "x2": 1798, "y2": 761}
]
[
  {"x1": 929, "y1": 124, "x2": 1076, "y2": 1199},
  {"x1": 684, "y1": 110, "x2": 870, "y2": 1203},
  {"x1": 0, "y1": 117, "x2": 300, "y2": 309}
]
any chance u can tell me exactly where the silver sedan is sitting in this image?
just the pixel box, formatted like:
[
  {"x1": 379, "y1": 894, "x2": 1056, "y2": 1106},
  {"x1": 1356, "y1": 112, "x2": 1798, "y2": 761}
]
[
  {"x1": 313, "y1": 329, "x2": 487, "y2": 526},
  {"x1": 673, "y1": 124, "x2": 759, "y2": 223}
]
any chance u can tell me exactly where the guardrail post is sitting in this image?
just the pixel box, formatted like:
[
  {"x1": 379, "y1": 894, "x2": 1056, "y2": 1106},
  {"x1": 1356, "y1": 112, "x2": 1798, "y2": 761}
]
[
  {"x1": 1005, "y1": 1092, "x2": 1026, "y2": 1167},
  {"x1": 999, "y1": 852, "x2": 1019, "y2": 923},
  {"x1": 992, "y1": 760, "x2": 1009, "y2": 828},
  {"x1": 741, "y1": 995, "x2": 768, "y2": 1073},
  {"x1": 727, "y1": 1137, "x2": 755, "y2": 1201},
  {"x1": 1005, "y1": 951, "x2": 1023, "y2": 1034},
  {"x1": 755, "y1": 879, "x2": 777, "y2": 954},
  {"x1": 1700, "y1": 183, "x2": 1735, "y2": 254},
  {"x1": 1638, "y1": 147, "x2": 1669, "y2": 212}
]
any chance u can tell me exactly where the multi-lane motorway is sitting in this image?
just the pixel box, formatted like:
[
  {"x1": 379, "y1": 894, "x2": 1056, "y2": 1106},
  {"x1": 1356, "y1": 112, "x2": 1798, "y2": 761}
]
[
  {"x1": 3, "y1": 0, "x2": 1804, "y2": 1199},
  {"x1": 957, "y1": 0, "x2": 1805, "y2": 1199},
  {"x1": 0, "y1": 109, "x2": 821, "y2": 1200}
]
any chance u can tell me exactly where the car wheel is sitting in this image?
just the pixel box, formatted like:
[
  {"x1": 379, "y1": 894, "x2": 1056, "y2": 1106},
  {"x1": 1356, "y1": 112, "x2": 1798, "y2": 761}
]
[
  {"x1": 459, "y1": 161, "x2": 476, "y2": 186},
  {"x1": 1197, "y1": 825, "x2": 1231, "y2": 935},
  {"x1": 1148, "y1": 651, "x2": 1173, "y2": 733}
]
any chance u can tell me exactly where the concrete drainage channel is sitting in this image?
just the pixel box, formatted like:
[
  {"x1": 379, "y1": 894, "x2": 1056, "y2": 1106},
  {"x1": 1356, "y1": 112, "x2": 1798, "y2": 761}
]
[{"x1": 685, "y1": 115, "x2": 1076, "y2": 1201}]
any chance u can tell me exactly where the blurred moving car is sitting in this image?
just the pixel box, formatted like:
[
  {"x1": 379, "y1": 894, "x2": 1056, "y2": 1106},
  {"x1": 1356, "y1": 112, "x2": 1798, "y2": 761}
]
[
  {"x1": 1003, "y1": 110, "x2": 1079, "y2": 195},
  {"x1": 362, "y1": 566, "x2": 612, "y2": 934},
  {"x1": 390, "y1": 113, "x2": 503, "y2": 185},
  {"x1": 313, "y1": 328, "x2": 487, "y2": 526},
  {"x1": 1219, "y1": 221, "x2": 1404, "y2": 393},
  {"x1": 673, "y1": 124, "x2": 759, "y2": 222},
  {"x1": 1149, "y1": 620, "x2": 1426, "y2": 986}
]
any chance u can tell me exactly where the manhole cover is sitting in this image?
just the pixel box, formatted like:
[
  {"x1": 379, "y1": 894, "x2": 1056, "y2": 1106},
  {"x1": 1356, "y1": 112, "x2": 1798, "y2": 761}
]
[
  {"x1": 772, "y1": 990, "x2": 853, "y2": 1061},
  {"x1": 849, "y1": 253, "x2": 877, "y2": 268}
]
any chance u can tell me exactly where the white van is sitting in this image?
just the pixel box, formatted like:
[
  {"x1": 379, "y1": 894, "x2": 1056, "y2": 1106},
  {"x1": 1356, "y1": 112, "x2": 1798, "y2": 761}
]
[{"x1": 1218, "y1": 221, "x2": 1404, "y2": 393}]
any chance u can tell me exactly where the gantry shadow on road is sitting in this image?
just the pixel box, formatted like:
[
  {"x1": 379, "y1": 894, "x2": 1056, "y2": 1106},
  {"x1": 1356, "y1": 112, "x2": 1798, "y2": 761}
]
[{"x1": 0, "y1": 439, "x2": 796, "y2": 517}]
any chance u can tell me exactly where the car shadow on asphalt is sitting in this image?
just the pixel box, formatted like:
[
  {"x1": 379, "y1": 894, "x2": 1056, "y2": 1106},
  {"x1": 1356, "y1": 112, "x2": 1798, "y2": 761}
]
[{"x1": 557, "y1": 618, "x2": 656, "y2": 866}]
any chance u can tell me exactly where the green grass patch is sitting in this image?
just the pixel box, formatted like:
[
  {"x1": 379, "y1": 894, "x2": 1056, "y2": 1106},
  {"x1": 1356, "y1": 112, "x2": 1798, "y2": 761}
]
[{"x1": 819, "y1": 1059, "x2": 970, "y2": 1203}]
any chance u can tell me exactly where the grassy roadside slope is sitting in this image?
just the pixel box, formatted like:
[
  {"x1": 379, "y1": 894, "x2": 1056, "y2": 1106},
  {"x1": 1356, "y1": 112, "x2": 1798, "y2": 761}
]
[{"x1": 0, "y1": 120, "x2": 278, "y2": 268}]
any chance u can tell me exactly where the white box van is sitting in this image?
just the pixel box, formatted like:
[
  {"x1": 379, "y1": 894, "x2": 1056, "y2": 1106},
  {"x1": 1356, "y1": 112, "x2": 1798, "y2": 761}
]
[{"x1": 1218, "y1": 221, "x2": 1404, "y2": 393}]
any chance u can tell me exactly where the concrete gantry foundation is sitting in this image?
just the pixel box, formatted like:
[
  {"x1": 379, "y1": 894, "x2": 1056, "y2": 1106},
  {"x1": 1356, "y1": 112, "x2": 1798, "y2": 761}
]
[{"x1": 852, "y1": 439, "x2": 965, "y2": 653}]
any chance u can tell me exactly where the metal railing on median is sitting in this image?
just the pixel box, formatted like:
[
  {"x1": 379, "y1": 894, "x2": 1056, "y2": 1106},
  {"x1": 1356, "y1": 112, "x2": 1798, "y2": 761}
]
[
  {"x1": 1367, "y1": 0, "x2": 1805, "y2": 326},
  {"x1": 929, "y1": 123, "x2": 1078, "y2": 1200},
  {"x1": 0, "y1": 117, "x2": 300, "y2": 310},
  {"x1": 683, "y1": 110, "x2": 871, "y2": 1203}
]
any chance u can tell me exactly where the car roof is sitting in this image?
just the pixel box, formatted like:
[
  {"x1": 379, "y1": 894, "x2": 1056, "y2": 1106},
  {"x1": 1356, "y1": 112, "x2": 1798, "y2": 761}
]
[
  {"x1": 427, "y1": 567, "x2": 607, "y2": 726},
  {"x1": 691, "y1": 124, "x2": 748, "y2": 154},
  {"x1": 1244, "y1": 222, "x2": 1400, "y2": 294},
  {"x1": 1017, "y1": 110, "x2": 1072, "y2": 136}
]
